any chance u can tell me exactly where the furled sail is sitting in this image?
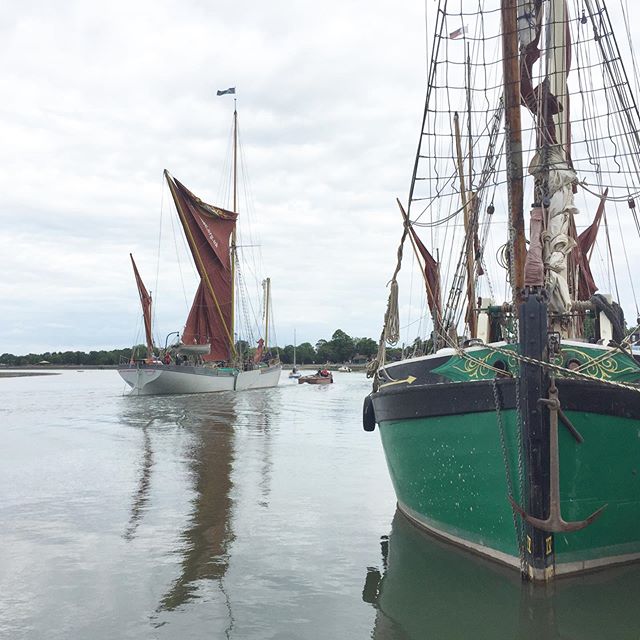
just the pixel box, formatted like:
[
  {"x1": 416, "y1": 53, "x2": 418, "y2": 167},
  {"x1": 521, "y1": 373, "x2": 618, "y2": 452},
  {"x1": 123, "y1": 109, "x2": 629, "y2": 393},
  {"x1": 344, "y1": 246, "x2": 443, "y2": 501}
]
[
  {"x1": 164, "y1": 170, "x2": 238, "y2": 362},
  {"x1": 520, "y1": 0, "x2": 578, "y2": 315},
  {"x1": 129, "y1": 253, "x2": 154, "y2": 360}
]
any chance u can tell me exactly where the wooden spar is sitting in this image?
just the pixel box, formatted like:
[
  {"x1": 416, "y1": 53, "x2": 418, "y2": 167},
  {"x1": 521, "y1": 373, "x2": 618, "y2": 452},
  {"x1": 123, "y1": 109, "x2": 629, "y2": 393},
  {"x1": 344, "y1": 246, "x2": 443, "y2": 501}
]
[
  {"x1": 233, "y1": 104, "x2": 238, "y2": 214},
  {"x1": 231, "y1": 104, "x2": 238, "y2": 355},
  {"x1": 453, "y1": 112, "x2": 478, "y2": 338},
  {"x1": 501, "y1": 0, "x2": 526, "y2": 302}
]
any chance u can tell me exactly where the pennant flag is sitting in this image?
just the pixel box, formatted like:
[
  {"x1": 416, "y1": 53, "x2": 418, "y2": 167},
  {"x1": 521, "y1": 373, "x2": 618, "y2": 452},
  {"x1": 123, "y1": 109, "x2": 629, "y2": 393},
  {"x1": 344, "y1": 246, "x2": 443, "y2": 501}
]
[
  {"x1": 449, "y1": 26, "x2": 467, "y2": 39},
  {"x1": 217, "y1": 87, "x2": 236, "y2": 96}
]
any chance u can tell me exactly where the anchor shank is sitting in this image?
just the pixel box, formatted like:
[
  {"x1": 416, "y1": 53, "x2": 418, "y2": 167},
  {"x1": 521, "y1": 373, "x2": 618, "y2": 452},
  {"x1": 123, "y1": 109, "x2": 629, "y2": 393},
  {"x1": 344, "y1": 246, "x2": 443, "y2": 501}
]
[{"x1": 546, "y1": 389, "x2": 562, "y2": 521}]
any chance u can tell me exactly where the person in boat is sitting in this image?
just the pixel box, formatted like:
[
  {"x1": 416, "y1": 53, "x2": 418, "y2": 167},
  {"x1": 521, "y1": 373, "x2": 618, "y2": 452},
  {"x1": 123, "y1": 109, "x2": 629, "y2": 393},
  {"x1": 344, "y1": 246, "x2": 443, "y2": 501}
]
[{"x1": 320, "y1": 368, "x2": 330, "y2": 377}]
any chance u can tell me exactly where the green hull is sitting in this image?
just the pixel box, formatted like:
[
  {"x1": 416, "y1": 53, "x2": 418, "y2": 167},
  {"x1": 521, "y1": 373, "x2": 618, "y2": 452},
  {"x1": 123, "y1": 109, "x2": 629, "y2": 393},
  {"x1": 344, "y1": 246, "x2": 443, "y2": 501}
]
[{"x1": 379, "y1": 408, "x2": 640, "y2": 574}]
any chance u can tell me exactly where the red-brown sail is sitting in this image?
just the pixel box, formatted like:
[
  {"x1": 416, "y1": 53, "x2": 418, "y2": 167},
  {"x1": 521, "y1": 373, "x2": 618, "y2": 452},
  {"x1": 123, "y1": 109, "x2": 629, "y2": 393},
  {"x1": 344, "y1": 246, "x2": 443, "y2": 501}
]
[
  {"x1": 397, "y1": 199, "x2": 442, "y2": 327},
  {"x1": 130, "y1": 253, "x2": 154, "y2": 361},
  {"x1": 164, "y1": 171, "x2": 238, "y2": 362},
  {"x1": 574, "y1": 188, "x2": 608, "y2": 300},
  {"x1": 408, "y1": 225, "x2": 442, "y2": 322}
]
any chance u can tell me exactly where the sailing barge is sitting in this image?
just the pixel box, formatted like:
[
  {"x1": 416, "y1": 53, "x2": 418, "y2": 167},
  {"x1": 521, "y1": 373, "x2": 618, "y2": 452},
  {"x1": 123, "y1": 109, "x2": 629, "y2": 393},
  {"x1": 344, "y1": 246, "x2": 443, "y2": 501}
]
[
  {"x1": 119, "y1": 105, "x2": 281, "y2": 395},
  {"x1": 364, "y1": 0, "x2": 640, "y2": 580}
]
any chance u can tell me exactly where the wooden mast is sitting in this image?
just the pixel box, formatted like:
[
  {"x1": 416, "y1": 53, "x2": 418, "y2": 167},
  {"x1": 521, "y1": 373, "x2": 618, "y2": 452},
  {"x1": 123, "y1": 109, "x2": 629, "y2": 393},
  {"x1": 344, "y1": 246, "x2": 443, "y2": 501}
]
[
  {"x1": 231, "y1": 102, "x2": 238, "y2": 358},
  {"x1": 453, "y1": 111, "x2": 477, "y2": 338},
  {"x1": 264, "y1": 277, "x2": 271, "y2": 349},
  {"x1": 501, "y1": 0, "x2": 526, "y2": 302},
  {"x1": 502, "y1": 0, "x2": 554, "y2": 581}
]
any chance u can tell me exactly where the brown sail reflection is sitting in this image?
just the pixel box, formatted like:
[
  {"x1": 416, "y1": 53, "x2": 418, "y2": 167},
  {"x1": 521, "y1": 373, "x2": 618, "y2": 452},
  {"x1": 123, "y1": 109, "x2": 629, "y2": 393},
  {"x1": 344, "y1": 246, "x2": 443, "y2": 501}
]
[
  {"x1": 363, "y1": 511, "x2": 640, "y2": 640},
  {"x1": 121, "y1": 395, "x2": 237, "y2": 614},
  {"x1": 159, "y1": 399, "x2": 236, "y2": 612}
]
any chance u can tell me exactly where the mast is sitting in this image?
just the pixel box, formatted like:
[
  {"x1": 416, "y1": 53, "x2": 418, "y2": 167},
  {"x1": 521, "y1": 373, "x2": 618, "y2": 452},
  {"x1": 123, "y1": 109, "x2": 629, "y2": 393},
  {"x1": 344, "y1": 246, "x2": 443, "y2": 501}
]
[
  {"x1": 264, "y1": 277, "x2": 271, "y2": 349},
  {"x1": 293, "y1": 329, "x2": 297, "y2": 368},
  {"x1": 231, "y1": 102, "x2": 238, "y2": 357},
  {"x1": 504, "y1": 0, "x2": 554, "y2": 581},
  {"x1": 453, "y1": 111, "x2": 477, "y2": 338},
  {"x1": 501, "y1": 0, "x2": 526, "y2": 302}
]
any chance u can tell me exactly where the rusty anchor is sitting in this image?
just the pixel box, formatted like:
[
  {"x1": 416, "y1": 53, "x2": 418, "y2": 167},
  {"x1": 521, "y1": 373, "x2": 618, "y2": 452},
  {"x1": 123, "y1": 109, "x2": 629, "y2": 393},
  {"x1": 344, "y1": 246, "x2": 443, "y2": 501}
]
[{"x1": 510, "y1": 379, "x2": 607, "y2": 533}]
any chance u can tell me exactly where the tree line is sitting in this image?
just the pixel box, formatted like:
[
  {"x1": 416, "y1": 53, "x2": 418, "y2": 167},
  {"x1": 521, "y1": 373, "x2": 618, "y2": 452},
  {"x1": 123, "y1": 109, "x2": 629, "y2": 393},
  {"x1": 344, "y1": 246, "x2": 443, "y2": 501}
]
[{"x1": 0, "y1": 329, "x2": 409, "y2": 367}]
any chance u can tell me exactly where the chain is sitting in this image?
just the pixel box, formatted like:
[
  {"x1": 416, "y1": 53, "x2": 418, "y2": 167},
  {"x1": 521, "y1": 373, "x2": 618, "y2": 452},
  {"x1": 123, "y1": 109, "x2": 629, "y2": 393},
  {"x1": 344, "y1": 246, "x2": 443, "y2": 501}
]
[
  {"x1": 513, "y1": 375, "x2": 526, "y2": 576},
  {"x1": 483, "y1": 343, "x2": 640, "y2": 393},
  {"x1": 492, "y1": 378, "x2": 526, "y2": 574}
]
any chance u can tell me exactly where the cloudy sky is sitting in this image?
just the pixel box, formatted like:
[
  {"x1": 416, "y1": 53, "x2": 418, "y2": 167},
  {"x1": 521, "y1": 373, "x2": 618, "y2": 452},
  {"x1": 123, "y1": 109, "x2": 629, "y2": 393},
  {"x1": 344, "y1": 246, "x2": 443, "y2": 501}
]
[
  {"x1": 2, "y1": 1, "x2": 639, "y2": 356},
  {"x1": 1, "y1": 0, "x2": 435, "y2": 354}
]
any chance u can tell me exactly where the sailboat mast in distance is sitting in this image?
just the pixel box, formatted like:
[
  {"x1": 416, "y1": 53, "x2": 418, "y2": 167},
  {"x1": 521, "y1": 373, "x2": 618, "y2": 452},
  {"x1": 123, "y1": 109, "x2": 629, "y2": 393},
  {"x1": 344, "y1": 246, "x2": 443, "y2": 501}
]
[
  {"x1": 231, "y1": 102, "x2": 238, "y2": 350},
  {"x1": 263, "y1": 277, "x2": 271, "y2": 349}
]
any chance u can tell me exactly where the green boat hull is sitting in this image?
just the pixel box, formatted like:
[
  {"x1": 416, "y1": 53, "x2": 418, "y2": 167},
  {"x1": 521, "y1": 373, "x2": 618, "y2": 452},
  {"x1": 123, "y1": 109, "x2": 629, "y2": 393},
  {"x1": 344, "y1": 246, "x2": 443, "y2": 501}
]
[{"x1": 376, "y1": 398, "x2": 640, "y2": 575}]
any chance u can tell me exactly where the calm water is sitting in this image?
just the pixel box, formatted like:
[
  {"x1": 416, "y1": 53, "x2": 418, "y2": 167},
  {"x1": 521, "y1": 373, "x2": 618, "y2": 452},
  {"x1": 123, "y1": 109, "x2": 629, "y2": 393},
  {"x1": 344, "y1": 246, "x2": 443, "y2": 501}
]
[{"x1": 1, "y1": 370, "x2": 639, "y2": 639}]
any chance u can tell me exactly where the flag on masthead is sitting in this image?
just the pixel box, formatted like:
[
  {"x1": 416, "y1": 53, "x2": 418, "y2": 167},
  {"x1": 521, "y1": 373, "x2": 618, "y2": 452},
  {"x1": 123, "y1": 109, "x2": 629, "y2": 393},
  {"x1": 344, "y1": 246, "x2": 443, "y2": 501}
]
[{"x1": 217, "y1": 87, "x2": 236, "y2": 96}]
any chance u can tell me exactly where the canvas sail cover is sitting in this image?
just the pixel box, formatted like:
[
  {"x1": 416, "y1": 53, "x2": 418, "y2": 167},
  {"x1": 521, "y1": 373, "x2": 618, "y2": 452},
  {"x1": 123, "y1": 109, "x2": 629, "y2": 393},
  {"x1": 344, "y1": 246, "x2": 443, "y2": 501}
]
[
  {"x1": 165, "y1": 171, "x2": 238, "y2": 362},
  {"x1": 130, "y1": 253, "x2": 154, "y2": 358},
  {"x1": 520, "y1": 0, "x2": 578, "y2": 315}
]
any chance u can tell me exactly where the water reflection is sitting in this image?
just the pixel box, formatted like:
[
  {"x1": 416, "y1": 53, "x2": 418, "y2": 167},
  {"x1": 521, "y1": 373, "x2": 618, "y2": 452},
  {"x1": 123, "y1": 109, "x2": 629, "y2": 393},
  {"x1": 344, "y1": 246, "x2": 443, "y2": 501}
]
[
  {"x1": 235, "y1": 390, "x2": 280, "y2": 509},
  {"x1": 123, "y1": 417, "x2": 155, "y2": 541},
  {"x1": 364, "y1": 511, "x2": 640, "y2": 640},
  {"x1": 120, "y1": 395, "x2": 237, "y2": 618}
]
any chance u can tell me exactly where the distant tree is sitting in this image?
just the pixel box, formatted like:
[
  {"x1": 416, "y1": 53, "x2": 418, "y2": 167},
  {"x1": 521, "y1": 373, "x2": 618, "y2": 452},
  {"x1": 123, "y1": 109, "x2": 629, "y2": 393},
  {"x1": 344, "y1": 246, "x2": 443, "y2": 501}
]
[
  {"x1": 0, "y1": 353, "x2": 17, "y2": 366},
  {"x1": 316, "y1": 339, "x2": 336, "y2": 363},
  {"x1": 296, "y1": 342, "x2": 316, "y2": 364},
  {"x1": 280, "y1": 345, "x2": 294, "y2": 364},
  {"x1": 330, "y1": 329, "x2": 355, "y2": 363},
  {"x1": 353, "y1": 337, "x2": 377, "y2": 359}
]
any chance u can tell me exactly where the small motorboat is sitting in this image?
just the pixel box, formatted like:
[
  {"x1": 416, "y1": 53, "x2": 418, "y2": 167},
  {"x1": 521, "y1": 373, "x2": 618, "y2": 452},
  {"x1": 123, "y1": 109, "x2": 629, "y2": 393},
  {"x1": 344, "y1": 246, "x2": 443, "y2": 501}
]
[
  {"x1": 298, "y1": 370, "x2": 333, "y2": 385},
  {"x1": 338, "y1": 366, "x2": 352, "y2": 372}
]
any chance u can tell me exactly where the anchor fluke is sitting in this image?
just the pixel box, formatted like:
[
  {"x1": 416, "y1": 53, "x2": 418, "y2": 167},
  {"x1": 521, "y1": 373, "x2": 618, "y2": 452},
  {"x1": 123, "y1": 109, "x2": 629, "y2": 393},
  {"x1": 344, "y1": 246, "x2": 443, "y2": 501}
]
[
  {"x1": 509, "y1": 496, "x2": 607, "y2": 533},
  {"x1": 511, "y1": 381, "x2": 607, "y2": 533}
]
